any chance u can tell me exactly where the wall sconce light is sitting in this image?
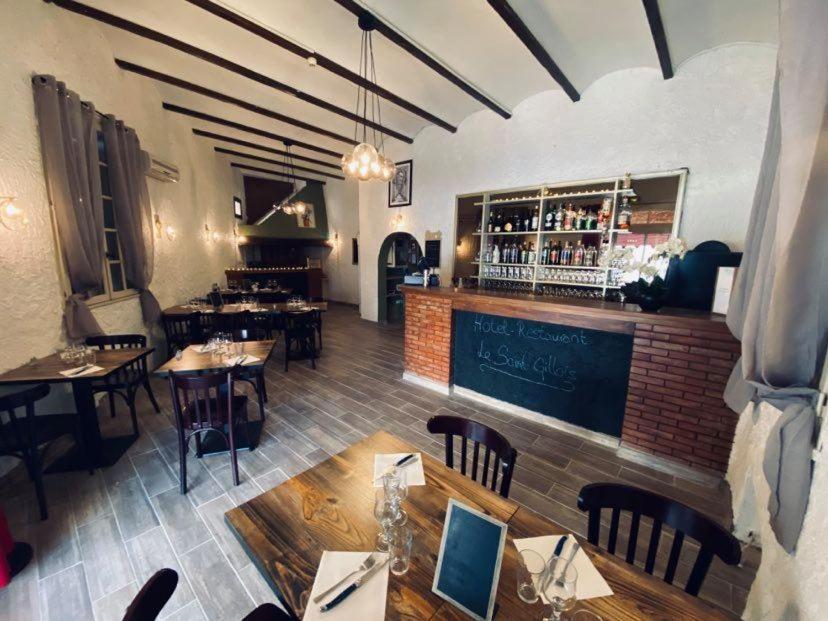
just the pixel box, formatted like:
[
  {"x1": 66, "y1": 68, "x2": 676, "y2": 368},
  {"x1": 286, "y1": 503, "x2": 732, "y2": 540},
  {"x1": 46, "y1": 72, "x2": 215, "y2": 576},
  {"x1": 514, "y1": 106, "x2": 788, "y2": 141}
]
[
  {"x1": 392, "y1": 213, "x2": 404, "y2": 231},
  {"x1": 204, "y1": 224, "x2": 222, "y2": 243},
  {"x1": 154, "y1": 213, "x2": 176, "y2": 240},
  {"x1": 0, "y1": 197, "x2": 27, "y2": 230}
]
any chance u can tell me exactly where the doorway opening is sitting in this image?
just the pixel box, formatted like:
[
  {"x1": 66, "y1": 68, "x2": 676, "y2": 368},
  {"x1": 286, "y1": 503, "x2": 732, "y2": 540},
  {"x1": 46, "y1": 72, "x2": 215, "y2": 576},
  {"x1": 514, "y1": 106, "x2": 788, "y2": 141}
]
[{"x1": 377, "y1": 232, "x2": 422, "y2": 324}]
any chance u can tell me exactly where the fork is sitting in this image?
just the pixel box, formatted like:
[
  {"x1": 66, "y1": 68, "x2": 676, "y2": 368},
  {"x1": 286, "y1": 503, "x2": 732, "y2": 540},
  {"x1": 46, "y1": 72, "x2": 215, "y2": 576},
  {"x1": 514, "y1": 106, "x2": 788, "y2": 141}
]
[{"x1": 312, "y1": 553, "x2": 378, "y2": 604}]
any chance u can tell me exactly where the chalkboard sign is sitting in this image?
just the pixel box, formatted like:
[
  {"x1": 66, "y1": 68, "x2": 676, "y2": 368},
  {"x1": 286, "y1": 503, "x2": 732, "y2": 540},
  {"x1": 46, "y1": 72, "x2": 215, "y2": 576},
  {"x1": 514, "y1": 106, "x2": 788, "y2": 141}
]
[{"x1": 452, "y1": 311, "x2": 633, "y2": 437}]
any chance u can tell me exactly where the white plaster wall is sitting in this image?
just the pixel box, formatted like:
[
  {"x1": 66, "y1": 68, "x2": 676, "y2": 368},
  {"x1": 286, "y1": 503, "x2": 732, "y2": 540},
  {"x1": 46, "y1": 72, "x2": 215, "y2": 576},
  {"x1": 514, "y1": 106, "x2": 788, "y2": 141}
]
[
  {"x1": 321, "y1": 181, "x2": 360, "y2": 306},
  {"x1": 727, "y1": 402, "x2": 828, "y2": 621},
  {"x1": 0, "y1": 0, "x2": 238, "y2": 373},
  {"x1": 358, "y1": 44, "x2": 777, "y2": 322}
]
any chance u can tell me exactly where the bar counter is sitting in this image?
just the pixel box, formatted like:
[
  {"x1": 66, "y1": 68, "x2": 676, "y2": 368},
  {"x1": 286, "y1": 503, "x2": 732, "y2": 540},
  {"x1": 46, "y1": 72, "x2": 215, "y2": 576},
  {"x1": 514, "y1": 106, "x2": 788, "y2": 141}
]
[{"x1": 400, "y1": 286, "x2": 740, "y2": 474}]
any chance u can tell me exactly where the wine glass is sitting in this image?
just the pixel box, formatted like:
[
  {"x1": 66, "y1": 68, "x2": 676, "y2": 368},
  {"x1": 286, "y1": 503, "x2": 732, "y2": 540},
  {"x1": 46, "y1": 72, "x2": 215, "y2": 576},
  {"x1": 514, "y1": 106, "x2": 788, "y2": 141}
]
[
  {"x1": 382, "y1": 467, "x2": 408, "y2": 526},
  {"x1": 373, "y1": 488, "x2": 395, "y2": 552},
  {"x1": 516, "y1": 548, "x2": 545, "y2": 603},
  {"x1": 542, "y1": 558, "x2": 578, "y2": 620}
]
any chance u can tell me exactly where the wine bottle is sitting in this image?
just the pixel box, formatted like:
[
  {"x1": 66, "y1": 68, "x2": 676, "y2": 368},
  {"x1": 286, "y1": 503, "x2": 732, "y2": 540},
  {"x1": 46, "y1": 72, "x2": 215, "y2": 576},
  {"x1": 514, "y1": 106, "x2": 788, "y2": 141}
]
[{"x1": 531, "y1": 206, "x2": 540, "y2": 231}]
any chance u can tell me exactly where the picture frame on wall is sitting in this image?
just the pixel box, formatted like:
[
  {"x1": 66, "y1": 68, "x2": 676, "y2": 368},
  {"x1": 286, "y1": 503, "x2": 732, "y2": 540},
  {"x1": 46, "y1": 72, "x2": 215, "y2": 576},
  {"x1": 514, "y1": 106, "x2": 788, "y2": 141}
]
[
  {"x1": 233, "y1": 196, "x2": 243, "y2": 219},
  {"x1": 389, "y1": 159, "x2": 412, "y2": 207}
]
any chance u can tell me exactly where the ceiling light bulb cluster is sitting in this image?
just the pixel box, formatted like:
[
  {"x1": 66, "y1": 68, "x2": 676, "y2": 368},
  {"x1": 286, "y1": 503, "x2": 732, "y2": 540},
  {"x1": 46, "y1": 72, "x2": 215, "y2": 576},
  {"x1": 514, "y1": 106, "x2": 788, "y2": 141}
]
[
  {"x1": 341, "y1": 143, "x2": 394, "y2": 181},
  {"x1": 341, "y1": 12, "x2": 396, "y2": 182},
  {"x1": 271, "y1": 142, "x2": 311, "y2": 216}
]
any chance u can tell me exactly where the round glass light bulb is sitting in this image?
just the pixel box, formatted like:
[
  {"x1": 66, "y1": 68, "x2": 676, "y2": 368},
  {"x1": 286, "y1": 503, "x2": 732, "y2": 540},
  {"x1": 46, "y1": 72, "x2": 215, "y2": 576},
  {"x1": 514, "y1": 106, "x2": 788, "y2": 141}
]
[
  {"x1": 353, "y1": 142, "x2": 378, "y2": 166},
  {"x1": 0, "y1": 199, "x2": 27, "y2": 230},
  {"x1": 293, "y1": 201, "x2": 307, "y2": 216}
]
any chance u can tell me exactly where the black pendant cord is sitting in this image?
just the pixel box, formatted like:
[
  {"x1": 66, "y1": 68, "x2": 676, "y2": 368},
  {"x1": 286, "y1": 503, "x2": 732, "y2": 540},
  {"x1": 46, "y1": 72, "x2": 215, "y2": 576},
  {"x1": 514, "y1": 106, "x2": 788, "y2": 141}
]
[{"x1": 368, "y1": 32, "x2": 386, "y2": 157}]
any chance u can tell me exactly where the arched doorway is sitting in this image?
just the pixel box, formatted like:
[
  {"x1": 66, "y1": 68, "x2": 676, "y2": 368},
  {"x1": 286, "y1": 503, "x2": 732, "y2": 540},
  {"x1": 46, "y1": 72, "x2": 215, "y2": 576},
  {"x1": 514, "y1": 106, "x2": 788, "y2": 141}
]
[{"x1": 377, "y1": 232, "x2": 422, "y2": 324}]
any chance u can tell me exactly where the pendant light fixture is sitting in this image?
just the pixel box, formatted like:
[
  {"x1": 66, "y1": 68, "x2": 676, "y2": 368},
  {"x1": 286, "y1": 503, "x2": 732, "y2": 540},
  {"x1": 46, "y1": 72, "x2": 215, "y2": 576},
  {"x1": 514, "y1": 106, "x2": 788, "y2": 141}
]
[
  {"x1": 272, "y1": 140, "x2": 308, "y2": 217},
  {"x1": 341, "y1": 12, "x2": 396, "y2": 182}
]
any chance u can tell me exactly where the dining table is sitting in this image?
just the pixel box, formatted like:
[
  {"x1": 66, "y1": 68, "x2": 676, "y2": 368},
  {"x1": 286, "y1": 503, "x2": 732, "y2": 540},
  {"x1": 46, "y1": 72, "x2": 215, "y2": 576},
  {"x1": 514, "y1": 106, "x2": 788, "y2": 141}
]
[
  {"x1": 225, "y1": 430, "x2": 735, "y2": 620},
  {"x1": 162, "y1": 302, "x2": 328, "y2": 316},
  {"x1": 0, "y1": 347, "x2": 153, "y2": 473},
  {"x1": 154, "y1": 340, "x2": 277, "y2": 454}
]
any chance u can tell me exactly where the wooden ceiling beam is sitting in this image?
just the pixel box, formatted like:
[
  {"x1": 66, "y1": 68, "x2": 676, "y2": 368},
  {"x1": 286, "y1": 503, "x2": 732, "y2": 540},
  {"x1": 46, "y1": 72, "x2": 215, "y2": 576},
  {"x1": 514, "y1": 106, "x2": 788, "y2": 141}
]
[
  {"x1": 231, "y1": 162, "x2": 328, "y2": 185},
  {"x1": 486, "y1": 0, "x2": 580, "y2": 102},
  {"x1": 163, "y1": 104, "x2": 341, "y2": 158},
  {"x1": 332, "y1": 0, "x2": 511, "y2": 120},
  {"x1": 185, "y1": 0, "x2": 457, "y2": 133},
  {"x1": 115, "y1": 59, "x2": 356, "y2": 146},
  {"x1": 192, "y1": 129, "x2": 340, "y2": 170},
  {"x1": 44, "y1": 0, "x2": 413, "y2": 143},
  {"x1": 642, "y1": 0, "x2": 674, "y2": 79},
  {"x1": 215, "y1": 147, "x2": 345, "y2": 180}
]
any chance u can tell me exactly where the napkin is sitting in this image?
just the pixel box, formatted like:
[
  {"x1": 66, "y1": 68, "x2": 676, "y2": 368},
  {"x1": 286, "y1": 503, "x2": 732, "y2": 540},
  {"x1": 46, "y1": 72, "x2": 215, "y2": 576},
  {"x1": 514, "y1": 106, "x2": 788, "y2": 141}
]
[
  {"x1": 513, "y1": 535, "x2": 613, "y2": 601},
  {"x1": 224, "y1": 355, "x2": 260, "y2": 366},
  {"x1": 59, "y1": 365, "x2": 104, "y2": 378},
  {"x1": 373, "y1": 453, "x2": 426, "y2": 487},
  {"x1": 303, "y1": 551, "x2": 389, "y2": 621}
]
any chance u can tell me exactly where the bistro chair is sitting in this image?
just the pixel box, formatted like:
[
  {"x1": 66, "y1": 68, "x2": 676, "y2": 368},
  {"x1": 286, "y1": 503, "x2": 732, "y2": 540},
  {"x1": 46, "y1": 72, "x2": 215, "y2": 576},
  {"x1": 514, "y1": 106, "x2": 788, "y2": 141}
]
[
  {"x1": 195, "y1": 311, "x2": 218, "y2": 343},
  {"x1": 577, "y1": 483, "x2": 741, "y2": 597},
  {"x1": 168, "y1": 369, "x2": 249, "y2": 492},
  {"x1": 0, "y1": 384, "x2": 91, "y2": 520},
  {"x1": 215, "y1": 311, "x2": 250, "y2": 334},
  {"x1": 426, "y1": 415, "x2": 518, "y2": 498},
  {"x1": 162, "y1": 313, "x2": 196, "y2": 358},
  {"x1": 283, "y1": 310, "x2": 318, "y2": 372},
  {"x1": 250, "y1": 310, "x2": 274, "y2": 339},
  {"x1": 86, "y1": 334, "x2": 160, "y2": 435},
  {"x1": 242, "y1": 604, "x2": 297, "y2": 621},
  {"x1": 123, "y1": 568, "x2": 179, "y2": 621},
  {"x1": 229, "y1": 329, "x2": 269, "y2": 412},
  {"x1": 208, "y1": 291, "x2": 224, "y2": 307}
]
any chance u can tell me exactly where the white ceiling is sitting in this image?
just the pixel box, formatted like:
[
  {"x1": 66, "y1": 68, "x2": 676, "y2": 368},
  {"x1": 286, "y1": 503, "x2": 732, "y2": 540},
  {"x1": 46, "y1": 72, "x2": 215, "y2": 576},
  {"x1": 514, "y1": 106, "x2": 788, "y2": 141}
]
[{"x1": 71, "y1": 0, "x2": 778, "y2": 177}]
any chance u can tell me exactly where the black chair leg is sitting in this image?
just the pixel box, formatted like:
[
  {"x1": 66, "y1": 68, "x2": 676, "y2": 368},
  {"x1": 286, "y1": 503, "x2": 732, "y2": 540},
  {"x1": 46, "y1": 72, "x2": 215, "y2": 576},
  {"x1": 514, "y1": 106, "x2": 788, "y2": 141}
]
[
  {"x1": 255, "y1": 374, "x2": 266, "y2": 422},
  {"x1": 261, "y1": 374, "x2": 268, "y2": 404},
  {"x1": 284, "y1": 338, "x2": 291, "y2": 372},
  {"x1": 178, "y1": 434, "x2": 188, "y2": 494},
  {"x1": 28, "y1": 445, "x2": 48, "y2": 521},
  {"x1": 228, "y1": 427, "x2": 240, "y2": 486},
  {"x1": 108, "y1": 391, "x2": 117, "y2": 419},
  {"x1": 128, "y1": 391, "x2": 139, "y2": 436},
  {"x1": 143, "y1": 377, "x2": 161, "y2": 413},
  {"x1": 194, "y1": 433, "x2": 203, "y2": 458}
]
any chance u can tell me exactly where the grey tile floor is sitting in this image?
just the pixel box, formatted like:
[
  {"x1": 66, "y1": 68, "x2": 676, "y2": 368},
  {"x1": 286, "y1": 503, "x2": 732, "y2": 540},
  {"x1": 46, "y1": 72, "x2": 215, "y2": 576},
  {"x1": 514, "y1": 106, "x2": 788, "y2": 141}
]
[{"x1": 0, "y1": 304, "x2": 758, "y2": 619}]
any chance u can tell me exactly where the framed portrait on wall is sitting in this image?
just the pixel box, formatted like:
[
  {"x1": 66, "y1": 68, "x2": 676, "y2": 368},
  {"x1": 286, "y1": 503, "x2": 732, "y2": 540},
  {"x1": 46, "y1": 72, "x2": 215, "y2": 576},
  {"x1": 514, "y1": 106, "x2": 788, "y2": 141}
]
[
  {"x1": 389, "y1": 159, "x2": 412, "y2": 207},
  {"x1": 233, "y1": 196, "x2": 243, "y2": 219}
]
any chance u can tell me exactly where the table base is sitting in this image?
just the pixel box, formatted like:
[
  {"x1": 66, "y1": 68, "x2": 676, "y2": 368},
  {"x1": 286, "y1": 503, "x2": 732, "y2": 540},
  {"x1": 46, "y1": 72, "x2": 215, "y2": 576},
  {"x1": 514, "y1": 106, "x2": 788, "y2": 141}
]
[{"x1": 45, "y1": 434, "x2": 137, "y2": 474}]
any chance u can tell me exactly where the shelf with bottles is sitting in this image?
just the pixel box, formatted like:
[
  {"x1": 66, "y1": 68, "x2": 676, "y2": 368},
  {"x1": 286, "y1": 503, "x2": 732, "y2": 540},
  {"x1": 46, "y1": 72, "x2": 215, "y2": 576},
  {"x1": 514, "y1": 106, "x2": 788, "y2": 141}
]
[
  {"x1": 535, "y1": 279, "x2": 611, "y2": 289},
  {"x1": 475, "y1": 230, "x2": 539, "y2": 236},
  {"x1": 540, "y1": 187, "x2": 636, "y2": 201},
  {"x1": 539, "y1": 229, "x2": 603, "y2": 235},
  {"x1": 536, "y1": 266, "x2": 607, "y2": 286}
]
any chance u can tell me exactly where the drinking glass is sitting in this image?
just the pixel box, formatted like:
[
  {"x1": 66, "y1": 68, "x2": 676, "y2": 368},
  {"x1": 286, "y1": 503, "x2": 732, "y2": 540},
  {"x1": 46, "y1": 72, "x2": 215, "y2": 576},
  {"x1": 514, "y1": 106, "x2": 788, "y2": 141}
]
[
  {"x1": 382, "y1": 467, "x2": 408, "y2": 526},
  {"x1": 543, "y1": 558, "x2": 578, "y2": 620},
  {"x1": 386, "y1": 525, "x2": 413, "y2": 576},
  {"x1": 516, "y1": 548, "x2": 545, "y2": 604},
  {"x1": 82, "y1": 348, "x2": 96, "y2": 366},
  {"x1": 373, "y1": 488, "x2": 395, "y2": 552},
  {"x1": 569, "y1": 610, "x2": 602, "y2": 621}
]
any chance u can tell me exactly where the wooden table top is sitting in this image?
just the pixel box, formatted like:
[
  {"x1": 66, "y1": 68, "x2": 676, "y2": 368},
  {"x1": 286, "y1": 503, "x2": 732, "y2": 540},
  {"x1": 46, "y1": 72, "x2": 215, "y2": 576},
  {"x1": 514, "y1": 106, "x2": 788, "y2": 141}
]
[
  {"x1": 154, "y1": 340, "x2": 276, "y2": 375},
  {"x1": 162, "y1": 302, "x2": 328, "y2": 316},
  {"x1": 0, "y1": 348, "x2": 154, "y2": 385},
  {"x1": 226, "y1": 431, "x2": 733, "y2": 621}
]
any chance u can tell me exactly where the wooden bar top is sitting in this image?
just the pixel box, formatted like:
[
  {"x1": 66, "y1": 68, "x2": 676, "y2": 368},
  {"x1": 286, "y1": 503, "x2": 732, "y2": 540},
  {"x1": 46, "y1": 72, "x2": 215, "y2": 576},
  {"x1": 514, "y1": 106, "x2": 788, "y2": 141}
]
[{"x1": 400, "y1": 286, "x2": 731, "y2": 332}]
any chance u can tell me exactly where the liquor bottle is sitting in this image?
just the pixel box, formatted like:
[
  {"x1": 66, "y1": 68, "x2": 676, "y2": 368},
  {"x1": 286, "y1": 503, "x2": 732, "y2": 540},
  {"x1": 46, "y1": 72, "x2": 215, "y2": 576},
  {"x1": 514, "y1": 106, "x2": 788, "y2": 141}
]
[
  {"x1": 573, "y1": 242, "x2": 585, "y2": 267},
  {"x1": 617, "y1": 197, "x2": 631, "y2": 230},
  {"x1": 585, "y1": 245, "x2": 597, "y2": 267},
  {"x1": 487, "y1": 214, "x2": 493, "y2": 233},
  {"x1": 516, "y1": 211, "x2": 524, "y2": 232},
  {"x1": 523, "y1": 210, "x2": 531, "y2": 232},
  {"x1": 527, "y1": 241, "x2": 536, "y2": 264},
  {"x1": 492, "y1": 241, "x2": 500, "y2": 264},
  {"x1": 504, "y1": 212, "x2": 513, "y2": 232},
  {"x1": 554, "y1": 204, "x2": 564, "y2": 231},
  {"x1": 585, "y1": 208, "x2": 596, "y2": 231},
  {"x1": 575, "y1": 207, "x2": 585, "y2": 231},
  {"x1": 544, "y1": 205, "x2": 554, "y2": 230},
  {"x1": 563, "y1": 203, "x2": 574, "y2": 231},
  {"x1": 541, "y1": 241, "x2": 550, "y2": 264},
  {"x1": 494, "y1": 212, "x2": 502, "y2": 232},
  {"x1": 560, "y1": 242, "x2": 573, "y2": 266},
  {"x1": 511, "y1": 242, "x2": 519, "y2": 264},
  {"x1": 476, "y1": 218, "x2": 482, "y2": 233},
  {"x1": 550, "y1": 241, "x2": 561, "y2": 265},
  {"x1": 601, "y1": 197, "x2": 612, "y2": 230},
  {"x1": 520, "y1": 243, "x2": 527, "y2": 265}
]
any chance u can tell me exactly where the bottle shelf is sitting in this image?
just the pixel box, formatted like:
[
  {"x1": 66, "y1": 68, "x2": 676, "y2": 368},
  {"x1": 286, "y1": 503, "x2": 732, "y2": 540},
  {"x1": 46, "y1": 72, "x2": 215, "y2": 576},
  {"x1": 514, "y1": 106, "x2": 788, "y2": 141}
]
[
  {"x1": 539, "y1": 229, "x2": 603, "y2": 235},
  {"x1": 536, "y1": 280, "x2": 620, "y2": 289},
  {"x1": 473, "y1": 187, "x2": 637, "y2": 207},
  {"x1": 480, "y1": 276, "x2": 534, "y2": 283},
  {"x1": 537, "y1": 264, "x2": 605, "y2": 270},
  {"x1": 474, "y1": 230, "x2": 540, "y2": 236},
  {"x1": 481, "y1": 262, "x2": 535, "y2": 267}
]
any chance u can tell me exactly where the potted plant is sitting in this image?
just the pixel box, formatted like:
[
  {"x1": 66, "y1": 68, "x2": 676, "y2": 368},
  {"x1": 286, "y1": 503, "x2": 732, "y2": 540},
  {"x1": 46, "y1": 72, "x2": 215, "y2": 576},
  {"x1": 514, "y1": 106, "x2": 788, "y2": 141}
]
[{"x1": 599, "y1": 238, "x2": 687, "y2": 312}]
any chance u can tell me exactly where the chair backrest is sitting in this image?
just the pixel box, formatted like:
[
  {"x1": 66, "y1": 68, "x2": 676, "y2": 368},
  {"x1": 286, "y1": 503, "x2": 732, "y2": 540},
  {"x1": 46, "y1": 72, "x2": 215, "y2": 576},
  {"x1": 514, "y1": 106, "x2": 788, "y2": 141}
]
[
  {"x1": 577, "y1": 483, "x2": 741, "y2": 596},
  {"x1": 232, "y1": 328, "x2": 258, "y2": 342},
  {"x1": 216, "y1": 311, "x2": 249, "y2": 333},
  {"x1": 163, "y1": 314, "x2": 196, "y2": 343},
  {"x1": 86, "y1": 334, "x2": 147, "y2": 350},
  {"x1": 241, "y1": 603, "x2": 296, "y2": 621},
  {"x1": 0, "y1": 384, "x2": 50, "y2": 455},
  {"x1": 426, "y1": 415, "x2": 518, "y2": 498},
  {"x1": 208, "y1": 291, "x2": 224, "y2": 307},
  {"x1": 284, "y1": 310, "x2": 316, "y2": 332},
  {"x1": 168, "y1": 369, "x2": 239, "y2": 432},
  {"x1": 123, "y1": 568, "x2": 179, "y2": 621}
]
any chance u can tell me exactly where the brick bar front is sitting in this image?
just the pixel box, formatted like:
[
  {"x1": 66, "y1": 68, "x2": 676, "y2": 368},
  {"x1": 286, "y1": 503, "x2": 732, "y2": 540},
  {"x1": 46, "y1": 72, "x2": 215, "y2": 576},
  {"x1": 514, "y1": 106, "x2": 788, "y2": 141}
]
[{"x1": 401, "y1": 286, "x2": 740, "y2": 474}]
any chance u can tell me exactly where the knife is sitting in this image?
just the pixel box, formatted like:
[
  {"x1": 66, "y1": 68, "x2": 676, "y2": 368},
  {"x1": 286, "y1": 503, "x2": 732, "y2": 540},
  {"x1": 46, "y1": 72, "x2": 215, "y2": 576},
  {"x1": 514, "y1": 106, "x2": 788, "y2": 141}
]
[
  {"x1": 542, "y1": 535, "x2": 568, "y2": 592},
  {"x1": 68, "y1": 364, "x2": 93, "y2": 376},
  {"x1": 320, "y1": 557, "x2": 389, "y2": 612},
  {"x1": 554, "y1": 541, "x2": 580, "y2": 586},
  {"x1": 395, "y1": 453, "x2": 416, "y2": 467}
]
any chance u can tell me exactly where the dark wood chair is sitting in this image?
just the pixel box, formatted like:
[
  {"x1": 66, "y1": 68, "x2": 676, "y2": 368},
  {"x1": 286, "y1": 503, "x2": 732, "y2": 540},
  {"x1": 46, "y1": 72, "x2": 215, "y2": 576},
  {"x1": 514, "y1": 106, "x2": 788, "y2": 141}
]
[
  {"x1": 195, "y1": 311, "x2": 217, "y2": 343},
  {"x1": 0, "y1": 384, "x2": 91, "y2": 520},
  {"x1": 308, "y1": 308, "x2": 323, "y2": 350},
  {"x1": 250, "y1": 311, "x2": 274, "y2": 339},
  {"x1": 162, "y1": 313, "x2": 196, "y2": 358},
  {"x1": 242, "y1": 603, "x2": 297, "y2": 621},
  {"x1": 283, "y1": 311, "x2": 318, "y2": 372},
  {"x1": 577, "y1": 483, "x2": 741, "y2": 596},
  {"x1": 215, "y1": 311, "x2": 250, "y2": 334},
  {"x1": 168, "y1": 369, "x2": 249, "y2": 492},
  {"x1": 86, "y1": 334, "x2": 160, "y2": 435},
  {"x1": 229, "y1": 329, "x2": 269, "y2": 413},
  {"x1": 208, "y1": 291, "x2": 224, "y2": 307},
  {"x1": 123, "y1": 568, "x2": 178, "y2": 621},
  {"x1": 426, "y1": 415, "x2": 518, "y2": 498}
]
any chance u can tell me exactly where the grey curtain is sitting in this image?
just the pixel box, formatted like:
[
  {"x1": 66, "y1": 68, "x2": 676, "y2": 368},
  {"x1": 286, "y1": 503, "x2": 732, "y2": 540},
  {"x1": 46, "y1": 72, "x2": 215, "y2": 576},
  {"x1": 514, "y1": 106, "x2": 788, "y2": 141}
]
[
  {"x1": 101, "y1": 117, "x2": 161, "y2": 323},
  {"x1": 32, "y1": 75, "x2": 104, "y2": 340},
  {"x1": 725, "y1": 0, "x2": 828, "y2": 552}
]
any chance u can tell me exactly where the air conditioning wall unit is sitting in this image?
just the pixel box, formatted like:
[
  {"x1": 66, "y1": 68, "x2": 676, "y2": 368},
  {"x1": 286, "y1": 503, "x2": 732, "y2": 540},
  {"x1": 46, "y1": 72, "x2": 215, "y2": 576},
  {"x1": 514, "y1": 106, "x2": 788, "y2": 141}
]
[{"x1": 146, "y1": 155, "x2": 180, "y2": 183}]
